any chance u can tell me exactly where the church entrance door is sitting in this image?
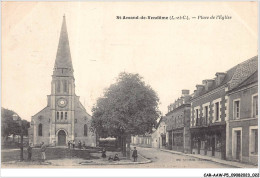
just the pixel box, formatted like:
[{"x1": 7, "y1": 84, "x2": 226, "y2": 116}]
[{"x1": 58, "y1": 130, "x2": 66, "y2": 146}]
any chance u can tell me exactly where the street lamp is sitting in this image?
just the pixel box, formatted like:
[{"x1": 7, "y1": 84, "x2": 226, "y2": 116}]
[{"x1": 12, "y1": 113, "x2": 23, "y2": 161}]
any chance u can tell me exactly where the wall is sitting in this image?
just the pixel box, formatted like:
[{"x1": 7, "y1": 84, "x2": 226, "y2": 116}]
[
  {"x1": 227, "y1": 84, "x2": 258, "y2": 164},
  {"x1": 31, "y1": 107, "x2": 52, "y2": 146}
]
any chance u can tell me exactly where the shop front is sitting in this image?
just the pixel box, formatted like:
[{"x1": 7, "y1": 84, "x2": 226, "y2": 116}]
[{"x1": 190, "y1": 125, "x2": 226, "y2": 160}]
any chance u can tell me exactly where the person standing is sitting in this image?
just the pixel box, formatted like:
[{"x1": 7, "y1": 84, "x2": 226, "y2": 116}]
[
  {"x1": 68, "y1": 141, "x2": 71, "y2": 149},
  {"x1": 82, "y1": 141, "x2": 86, "y2": 149},
  {"x1": 101, "y1": 148, "x2": 106, "y2": 159},
  {"x1": 27, "y1": 143, "x2": 32, "y2": 161},
  {"x1": 72, "y1": 140, "x2": 75, "y2": 149},
  {"x1": 40, "y1": 142, "x2": 47, "y2": 162},
  {"x1": 78, "y1": 140, "x2": 82, "y2": 149},
  {"x1": 132, "y1": 147, "x2": 138, "y2": 162}
]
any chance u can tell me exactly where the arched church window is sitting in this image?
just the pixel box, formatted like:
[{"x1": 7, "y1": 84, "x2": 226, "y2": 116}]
[
  {"x1": 57, "y1": 112, "x2": 59, "y2": 120},
  {"x1": 38, "y1": 124, "x2": 43, "y2": 136},
  {"x1": 61, "y1": 112, "x2": 63, "y2": 120},
  {"x1": 65, "y1": 112, "x2": 67, "y2": 120},
  {"x1": 84, "y1": 124, "x2": 88, "y2": 136}
]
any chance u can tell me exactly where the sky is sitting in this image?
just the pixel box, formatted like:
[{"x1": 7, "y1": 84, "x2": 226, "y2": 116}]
[{"x1": 2, "y1": 2, "x2": 258, "y2": 121}]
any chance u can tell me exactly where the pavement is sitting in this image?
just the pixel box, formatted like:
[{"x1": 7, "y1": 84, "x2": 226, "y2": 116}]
[
  {"x1": 1, "y1": 149, "x2": 150, "y2": 167},
  {"x1": 2, "y1": 146, "x2": 258, "y2": 168},
  {"x1": 160, "y1": 148, "x2": 258, "y2": 168}
]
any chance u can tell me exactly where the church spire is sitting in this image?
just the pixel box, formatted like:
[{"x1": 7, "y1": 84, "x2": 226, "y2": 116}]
[{"x1": 53, "y1": 15, "x2": 74, "y2": 76}]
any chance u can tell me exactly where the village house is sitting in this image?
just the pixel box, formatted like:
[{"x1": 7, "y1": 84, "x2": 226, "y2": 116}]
[
  {"x1": 165, "y1": 90, "x2": 192, "y2": 153},
  {"x1": 151, "y1": 117, "x2": 167, "y2": 149},
  {"x1": 190, "y1": 56, "x2": 257, "y2": 160},
  {"x1": 226, "y1": 70, "x2": 258, "y2": 164},
  {"x1": 131, "y1": 134, "x2": 152, "y2": 148}
]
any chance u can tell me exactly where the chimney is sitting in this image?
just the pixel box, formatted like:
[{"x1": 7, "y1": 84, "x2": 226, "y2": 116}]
[
  {"x1": 181, "y1": 89, "x2": 190, "y2": 97},
  {"x1": 215, "y1": 72, "x2": 226, "y2": 86}
]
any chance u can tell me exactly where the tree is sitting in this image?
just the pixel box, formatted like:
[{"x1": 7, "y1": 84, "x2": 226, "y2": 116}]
[
  {"x1": 1, "y1": 107, "x2": 30, "y2": 142},
  {"x1": 91, "y1": 72, "x2": 160, "y2": 158}
]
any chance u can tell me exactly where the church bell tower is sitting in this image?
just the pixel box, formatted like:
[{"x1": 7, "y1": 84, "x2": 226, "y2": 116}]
[{"x1": 50, "y1": 15, "x2": 76, "y2": 145}]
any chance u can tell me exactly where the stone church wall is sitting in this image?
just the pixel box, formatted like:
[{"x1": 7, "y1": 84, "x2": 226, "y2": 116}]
[
  {"x1": 74, "y1": 104, "x2": 96, "y2": 147},
  {"x1": 31, "y1": 107, "x2": 51, "y2": 146}
]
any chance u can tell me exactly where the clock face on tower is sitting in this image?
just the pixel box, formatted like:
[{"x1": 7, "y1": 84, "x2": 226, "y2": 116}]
[{"x1": 57, "y1": 98, "x2": 67, "y2": 107}]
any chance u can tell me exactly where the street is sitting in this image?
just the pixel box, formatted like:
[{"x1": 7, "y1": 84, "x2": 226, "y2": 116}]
[
  {"x1": 2, "y1": 146, "x2": 238, "y2": 168},
  {"x1": 130, "y1": 146, "x2": 236, "y2": 168}
]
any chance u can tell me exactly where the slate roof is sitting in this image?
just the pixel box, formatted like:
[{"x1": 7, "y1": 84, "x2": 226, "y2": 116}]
[
  {"x1": 54, "y1": 16, "x2": 73, "y2": 70},
  {"x1": 192, "y1": 56, "x2": 258, "y2": 99},
  {"x1": 228, "y1": 70, "x2": 258, "y2": 93}
]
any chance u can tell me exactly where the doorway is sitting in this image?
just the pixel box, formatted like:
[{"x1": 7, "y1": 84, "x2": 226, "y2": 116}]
[
  {"x1": 235, "y1": 131, "x2": 241, "y2": 160},
  {"x1": 232, "y1": 128, "x2": 242, "y2": 161},
  {"x1": 58, "y1": 130, "x2": 66, "y2": 146},
  {"x1": 211, "y1": 137, "x2": 215, "y2": 156}
]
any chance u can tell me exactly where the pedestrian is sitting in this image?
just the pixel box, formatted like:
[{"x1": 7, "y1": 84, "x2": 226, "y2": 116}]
[
  {"x1": 27, "y1": 143, "x2": 32, "y2": 161},
  {"x1": 72, "y1": 140, "x2": 75, "y2": 149},
  {"x1": 101, "y1": 148, "x2": 106, "y2": 159},
  {"x1": 82, "y1": 142, "x2": 86, "y2": 149},
  {"x1": 132, "y1": 147, "x2": 138, "y2": 162},
  {"x1": 113, "y1": 154, "x2": 120, "y2": 161},
  {"x1": 78, "y1": 140, "x2": 82, "y2": 149},
  {"x1": 40, "y1": 142, "x2": 47, "y2": 162},
  {"x1": 68, "y1": 140, "x2": 71, "y2": 149}
]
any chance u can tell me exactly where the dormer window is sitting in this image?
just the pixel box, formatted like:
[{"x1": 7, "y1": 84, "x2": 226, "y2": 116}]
[{"x1": 215, "y1": 72, "x2": 226, "y2": 86}]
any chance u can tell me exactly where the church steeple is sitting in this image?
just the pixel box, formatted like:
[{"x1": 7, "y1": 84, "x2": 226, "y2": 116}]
[{"x1": 53, "y1": 15, "x2": 74, "y2": 77}]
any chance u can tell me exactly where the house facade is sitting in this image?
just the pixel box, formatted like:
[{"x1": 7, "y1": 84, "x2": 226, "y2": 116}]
[
  {"x1": 190, "y1": 56, "x2": 258, "y2": 160},
  {"x1": 226, "y1": 71, "x2": 258, "y2": 164},
  {"x1": 131, "y1": 135, "x2": 152, "y2": 148},
  {"x1": 166, "y1": 90, "x2": 191, "y2": 153},
  {"x1": 151, "y1": 117, "x2": 167, "y2": 149}
]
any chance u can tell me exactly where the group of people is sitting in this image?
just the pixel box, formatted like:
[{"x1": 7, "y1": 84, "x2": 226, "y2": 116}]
[
  {"x1": 101, "y1": 147, "x2": 138, "y2": 162},
  {"x1": 68, "y1": 140, "x2": 86, "y2": 150},
  {"x1": 102, "y1": 148, "x2": 120, "y2": 161},
  {"x1": 27, "y1": 142, "x2": 47, "y2": 162}
]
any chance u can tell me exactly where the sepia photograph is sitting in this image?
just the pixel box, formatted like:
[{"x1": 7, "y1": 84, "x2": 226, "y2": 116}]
[{"x1": 1, "y1": 1, "x2": 259, "y2": 177}]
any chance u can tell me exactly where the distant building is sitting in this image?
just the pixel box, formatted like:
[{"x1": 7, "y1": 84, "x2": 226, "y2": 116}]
[
  {"x1": 166, "y1": 90, "x2": 191, "y2": 153},
  {"x1": 151, "y1": 117, "x2": 167, "y2": 149},
  {"x1": 190, "y1": 56, "x2": 257, "y2": 160},
  {"x1": 131, "y1": 134, "x2": 152, "y2": 148},
  {"x1": 226, "y1": 70, "x2": 258, "y2": 164},
  {"x1": 28, "y1": 16, "x2": 96, "y2": 147}
]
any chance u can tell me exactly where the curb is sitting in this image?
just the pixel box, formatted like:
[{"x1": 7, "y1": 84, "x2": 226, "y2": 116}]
[
  {"x1": 160, "y1": 149, "x2": 257, "y2": 168},
  {"x1": 2, "y1": 161, "x2": 52, "y2": 166}
]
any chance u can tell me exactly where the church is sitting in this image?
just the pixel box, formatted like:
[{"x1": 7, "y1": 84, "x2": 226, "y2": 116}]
[{"x1": 29, "y1": 16, "x2": 96, "y2": 147}]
